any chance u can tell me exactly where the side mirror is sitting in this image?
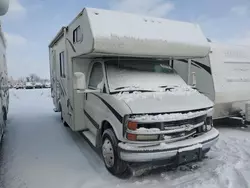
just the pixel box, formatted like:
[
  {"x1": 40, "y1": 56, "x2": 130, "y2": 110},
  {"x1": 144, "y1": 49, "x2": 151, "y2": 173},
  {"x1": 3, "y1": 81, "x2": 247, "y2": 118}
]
[
  {"x1": 191, "y1": 72, "x2": 197, "y2": 88},
  {"x1": 74, "y1": 72, "x2": 86, "y2": 91},
  {"x1": 0, "y1": 0, "x2": 9, "y2": 16}
]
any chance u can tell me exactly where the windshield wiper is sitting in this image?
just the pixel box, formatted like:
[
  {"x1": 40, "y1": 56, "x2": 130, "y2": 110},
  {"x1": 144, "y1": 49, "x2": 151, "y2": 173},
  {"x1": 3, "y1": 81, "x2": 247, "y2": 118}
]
[
  {"x1": 158, "y1": 85, "x2": 176, "y2": 91},
  {"x1": 112, "y1": 86, "x2": 154, "y2": 94},
  {"x1": 114, "y1": 86, "x2": 138, "y2": 90}
]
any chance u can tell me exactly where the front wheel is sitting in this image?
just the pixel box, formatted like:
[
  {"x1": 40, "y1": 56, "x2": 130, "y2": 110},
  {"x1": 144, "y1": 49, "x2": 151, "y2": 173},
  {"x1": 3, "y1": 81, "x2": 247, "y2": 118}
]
[{"x1": 102, "y1": 129, "x2": 128, "y2": 176}]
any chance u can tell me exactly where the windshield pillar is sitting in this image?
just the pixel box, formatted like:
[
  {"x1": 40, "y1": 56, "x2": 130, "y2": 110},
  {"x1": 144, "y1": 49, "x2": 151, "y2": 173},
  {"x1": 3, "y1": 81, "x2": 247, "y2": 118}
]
[{"x1": 187, "y1": 59, "x2": 192, "y2": 85}]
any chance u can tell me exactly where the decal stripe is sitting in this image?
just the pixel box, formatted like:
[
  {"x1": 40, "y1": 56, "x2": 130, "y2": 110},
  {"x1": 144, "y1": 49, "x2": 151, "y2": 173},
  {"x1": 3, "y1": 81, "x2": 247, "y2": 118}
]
[
  {"x1": 92, "y1": 93, "x2": 123, "y2": 123},
  {"x1": 84, "y1": 110, "x2": 99, "y2": 129},
  {"x1": 66, "y1": 38, "x2": 76, "y2": 53},
  {"x1": 177, "y1": 59, "x2": 200, "y2": 69},
  {"x1": 191, "y1": 60, "x2": 212, "y2": 75},
  {"x1": 176, "y1": 59, "x2": 212, "y2": 75}
]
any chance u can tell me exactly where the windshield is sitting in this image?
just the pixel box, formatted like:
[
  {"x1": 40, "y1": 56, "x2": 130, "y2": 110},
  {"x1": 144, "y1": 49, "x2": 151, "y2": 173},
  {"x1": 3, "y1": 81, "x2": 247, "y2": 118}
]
[{"x1": 105, "y1": 59, "x2": 186, "y2": 92}]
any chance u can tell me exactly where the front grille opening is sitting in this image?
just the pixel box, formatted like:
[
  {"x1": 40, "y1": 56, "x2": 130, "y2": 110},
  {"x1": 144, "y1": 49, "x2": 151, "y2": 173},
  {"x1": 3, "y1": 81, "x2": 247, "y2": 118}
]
[
  {"x1": 137, "y1": 123, "x2": 160, "y2": 129},
  {"x1": 164, "y1": 115, "x2": 207, "y2": 129},
  {"x1": 164, "y1": 129, "x2": 197, "y2": 139}
]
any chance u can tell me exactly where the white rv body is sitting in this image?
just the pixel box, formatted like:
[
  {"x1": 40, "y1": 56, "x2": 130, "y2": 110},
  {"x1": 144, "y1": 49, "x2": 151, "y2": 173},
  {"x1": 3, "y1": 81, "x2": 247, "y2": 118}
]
[
  {"x1": 49, "y1": 8, "x2": 219, "y2": 175},
  {"x1": 0, "y1": 25, "x2": 9, "y2": 141},
  {"x1": 174, "y1": 43, "x2": 250, "y2": 119}
]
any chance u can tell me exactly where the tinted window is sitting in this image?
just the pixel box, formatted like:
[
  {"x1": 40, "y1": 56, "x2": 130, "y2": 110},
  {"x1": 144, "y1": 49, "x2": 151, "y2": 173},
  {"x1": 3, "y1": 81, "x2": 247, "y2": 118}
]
[
  {"x1": 59, "y1": 51, "x2": 66, "y2": 78},
  {"x1": 73, "y1": 26, "x2": 81, "y2": 43}
]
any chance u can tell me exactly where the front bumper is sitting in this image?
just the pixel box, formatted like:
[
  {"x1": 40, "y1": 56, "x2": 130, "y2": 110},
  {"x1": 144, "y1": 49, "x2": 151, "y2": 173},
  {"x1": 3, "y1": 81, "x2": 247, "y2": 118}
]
[{"x1": 118, "y1": 128, "x2": 219, "y2": 162}]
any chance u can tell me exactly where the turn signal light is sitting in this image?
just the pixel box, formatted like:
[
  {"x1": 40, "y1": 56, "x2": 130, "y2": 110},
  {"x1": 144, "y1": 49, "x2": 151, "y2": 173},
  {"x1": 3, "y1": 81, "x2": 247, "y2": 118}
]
[
  {"x1": 127, "y1": 121, "x2": 137, "y2": 130},
  {"x1": 127, "y1": 133, "x2": 137, "y2": 141}
]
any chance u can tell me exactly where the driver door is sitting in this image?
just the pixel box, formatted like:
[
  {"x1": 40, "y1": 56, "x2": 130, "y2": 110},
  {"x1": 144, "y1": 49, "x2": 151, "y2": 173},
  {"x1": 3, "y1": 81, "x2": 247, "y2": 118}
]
[{"x1": 84, "y1": 61, "x2": 105, "y2": 137}]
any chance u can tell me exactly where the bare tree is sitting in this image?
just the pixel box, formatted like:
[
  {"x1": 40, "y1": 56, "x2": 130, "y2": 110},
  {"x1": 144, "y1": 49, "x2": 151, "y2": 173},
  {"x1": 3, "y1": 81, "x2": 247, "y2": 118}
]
[{"x1": 29, "y1": 74, "x2": 40, "y2": 82}]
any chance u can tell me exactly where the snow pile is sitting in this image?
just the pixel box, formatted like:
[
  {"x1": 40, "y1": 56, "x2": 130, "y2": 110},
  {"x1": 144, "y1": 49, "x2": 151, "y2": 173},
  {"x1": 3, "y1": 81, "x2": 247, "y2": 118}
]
[
  {"x1": 5, "y1": 89, "x2": 250, "y2": 188},
  {"x1": 130, "y1": 109, "x2": 207, "y2": 122},
  {"x1": 116, "y1": 86, "x2": 198, "y2": 103}
]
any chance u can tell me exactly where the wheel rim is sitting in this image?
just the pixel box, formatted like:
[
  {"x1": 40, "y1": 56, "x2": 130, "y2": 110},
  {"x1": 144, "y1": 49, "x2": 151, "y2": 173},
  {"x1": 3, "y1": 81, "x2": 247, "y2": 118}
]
[{"x1": 102, "y1": 138, "x2": 115, "y2": 168}]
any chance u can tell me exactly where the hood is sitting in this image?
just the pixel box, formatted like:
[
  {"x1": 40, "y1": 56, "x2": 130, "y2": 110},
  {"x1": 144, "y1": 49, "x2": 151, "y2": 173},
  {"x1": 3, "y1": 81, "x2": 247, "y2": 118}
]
[{"x1": 114, "y1": 87, "x2": 213, "y2": 114}]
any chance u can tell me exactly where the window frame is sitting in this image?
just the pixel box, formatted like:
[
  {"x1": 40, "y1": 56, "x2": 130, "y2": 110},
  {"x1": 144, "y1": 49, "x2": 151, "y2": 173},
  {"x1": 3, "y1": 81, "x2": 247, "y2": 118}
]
[
  {"x1": 59, "y1": 51, "x2": 66, "y2": 78},
  {"x1": 73, "y1": 26, "x2": 81, "y2": 43}
]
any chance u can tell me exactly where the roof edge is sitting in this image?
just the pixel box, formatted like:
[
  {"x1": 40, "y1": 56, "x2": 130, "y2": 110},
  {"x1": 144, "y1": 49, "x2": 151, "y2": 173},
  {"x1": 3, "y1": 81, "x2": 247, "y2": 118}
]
[{"x1": 48, "y1": 27, "x2": 66, "y2": 48}]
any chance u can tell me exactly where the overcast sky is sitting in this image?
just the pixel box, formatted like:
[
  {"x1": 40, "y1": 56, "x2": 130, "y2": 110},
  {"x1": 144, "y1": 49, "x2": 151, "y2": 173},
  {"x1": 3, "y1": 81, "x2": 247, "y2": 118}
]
[{"x1": 1, "y1": 0, "x2": 250, "y2": 79}]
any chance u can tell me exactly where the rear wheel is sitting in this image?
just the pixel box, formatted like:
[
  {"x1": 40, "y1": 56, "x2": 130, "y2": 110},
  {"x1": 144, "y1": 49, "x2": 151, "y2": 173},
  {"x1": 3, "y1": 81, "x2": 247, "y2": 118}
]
[
  {"x1": 2, "y1": 119, "x2": 6, "y2": 134},
  {"x1": 59, "y1": 103, "x2": 63, "y2": 121},
  {"x1": 59, "y1": 104, "x2": 68, "y2": 127},
  {"x1": 60, "y1": 110, "x2": 63, "y2": 121},
  {"x1": 2, "y1": 109, "x2": 7, "y2": 134},
  {"x1": 1, "y1": 114, "x2": 6, "y2": 140},
  {"x1": 102, "y1": 129, "x2": 128, "y2": 176}
]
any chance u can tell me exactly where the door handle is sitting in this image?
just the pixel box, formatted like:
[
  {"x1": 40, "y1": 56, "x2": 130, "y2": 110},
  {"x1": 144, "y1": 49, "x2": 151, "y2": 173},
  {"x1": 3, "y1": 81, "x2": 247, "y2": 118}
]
[{"x1": 85, "y1": 93, "x2": 88, "y2": 100}]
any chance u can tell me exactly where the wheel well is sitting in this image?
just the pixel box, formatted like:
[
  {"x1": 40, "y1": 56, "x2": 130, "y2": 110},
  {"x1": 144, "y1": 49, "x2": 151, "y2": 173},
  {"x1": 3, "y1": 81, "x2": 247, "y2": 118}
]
[
  {"x1": 101, "y1": 121, "x2": 112, "y2": 136},
  {"x1": 96, "y1": 121, "x2": 116, "y2": 148}
]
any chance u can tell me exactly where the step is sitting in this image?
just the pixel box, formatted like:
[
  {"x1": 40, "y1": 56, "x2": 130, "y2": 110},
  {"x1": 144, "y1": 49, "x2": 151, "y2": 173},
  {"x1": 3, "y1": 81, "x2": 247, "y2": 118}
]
[{"x1": 82, "y1": 130, "x2": 96, "y2": 146}]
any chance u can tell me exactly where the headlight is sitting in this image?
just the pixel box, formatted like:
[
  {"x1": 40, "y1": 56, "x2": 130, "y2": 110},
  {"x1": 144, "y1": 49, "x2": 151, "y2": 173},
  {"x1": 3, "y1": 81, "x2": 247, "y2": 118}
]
[
  {"x1": 207, "y1": 108, "x2": 214, "y2": 117},
  {"x1": 201, "y1": 124, "x2": 207, "y2": 132},
  {"x1": 126, "y1": 133, "x2": 159, "y2": 141},
  {"x1": 136, "y1": 134, "x2": 159, "y2": 141},
  {"x1": 205, "y1": 117, "x2": 213, "y2": 131},
  {"x1": 207, "y1": 124, "x2": 212, "y2": 131}
]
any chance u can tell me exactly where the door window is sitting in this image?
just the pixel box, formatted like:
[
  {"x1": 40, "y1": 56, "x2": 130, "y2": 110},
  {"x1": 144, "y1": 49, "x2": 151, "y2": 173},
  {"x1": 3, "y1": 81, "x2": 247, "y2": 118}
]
[
  {"x1": 88, "y1": 62, "x2": 104, "y2": 89},
  {"x1": 59, "y1": 51, "x2": 66, "y2": 78}
]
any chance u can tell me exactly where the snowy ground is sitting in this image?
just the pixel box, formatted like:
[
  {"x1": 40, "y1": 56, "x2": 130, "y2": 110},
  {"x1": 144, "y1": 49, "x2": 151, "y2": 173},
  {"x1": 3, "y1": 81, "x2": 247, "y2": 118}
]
[{"x1": 1, "y1": 89, "x2": 250, "y2": 188}]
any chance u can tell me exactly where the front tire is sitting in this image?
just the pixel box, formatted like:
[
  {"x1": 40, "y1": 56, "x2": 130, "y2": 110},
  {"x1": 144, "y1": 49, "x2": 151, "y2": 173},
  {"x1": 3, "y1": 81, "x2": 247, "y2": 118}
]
[{"x1": 102, "y1": 129, "x2": 128, "y2": 176}]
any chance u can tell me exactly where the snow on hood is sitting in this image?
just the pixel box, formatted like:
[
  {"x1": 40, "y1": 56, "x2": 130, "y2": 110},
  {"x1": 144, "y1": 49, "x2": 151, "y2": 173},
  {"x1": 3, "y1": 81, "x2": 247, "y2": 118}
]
[
  {"x1": 107, "y1": 65, "x2": 186, "y2": 92},
  {"x1": 114, "y1": 86, "x2": 213, "y2": 114},
  {"x1": 116, "y1": 86, "x2": 198, "y2": 102}
]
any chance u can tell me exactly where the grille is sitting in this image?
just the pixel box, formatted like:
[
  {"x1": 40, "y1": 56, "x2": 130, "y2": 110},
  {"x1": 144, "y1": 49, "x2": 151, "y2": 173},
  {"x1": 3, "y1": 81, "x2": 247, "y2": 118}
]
[
  {"x1": 163, "y1": 115, "x2": 206, "y2": 130},
  {"x1": 162, "y1": 115, "x2": 206, "y2": 141},
  {"x1": 137, "y1": 115, "x2": 206, "y2": 130}
]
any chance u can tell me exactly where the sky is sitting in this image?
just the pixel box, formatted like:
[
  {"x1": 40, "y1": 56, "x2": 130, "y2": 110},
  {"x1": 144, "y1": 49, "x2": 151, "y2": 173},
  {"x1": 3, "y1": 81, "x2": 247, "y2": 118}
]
[{"x1": 1, "y1": 0, "x2": 250, "y2": 79}]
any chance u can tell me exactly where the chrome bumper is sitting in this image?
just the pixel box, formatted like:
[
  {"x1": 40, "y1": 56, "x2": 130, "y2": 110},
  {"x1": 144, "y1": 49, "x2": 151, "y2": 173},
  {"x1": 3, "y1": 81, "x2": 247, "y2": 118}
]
[{"x1": 119, "y1": 128, "x2": 219, "y2": 162}]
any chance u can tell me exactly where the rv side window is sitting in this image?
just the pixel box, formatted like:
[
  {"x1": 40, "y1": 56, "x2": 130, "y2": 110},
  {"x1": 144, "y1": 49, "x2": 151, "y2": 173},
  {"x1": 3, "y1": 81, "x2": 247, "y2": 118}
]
[
  {"x1": 59, "y1": 51, "x2": 66, "y2": 78},
  {"x1": 89, "y1": 62, "x2": 103, "y2": 89},
  {"x1": 73, "y1": 26, "x2": 81, "y2": 43}
]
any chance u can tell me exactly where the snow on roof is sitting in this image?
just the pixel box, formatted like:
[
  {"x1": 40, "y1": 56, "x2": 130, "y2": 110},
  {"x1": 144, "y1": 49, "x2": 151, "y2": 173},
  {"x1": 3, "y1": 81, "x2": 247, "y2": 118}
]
[{"x1": 84, "y1": 8, "x2": 210, "y2": 58}]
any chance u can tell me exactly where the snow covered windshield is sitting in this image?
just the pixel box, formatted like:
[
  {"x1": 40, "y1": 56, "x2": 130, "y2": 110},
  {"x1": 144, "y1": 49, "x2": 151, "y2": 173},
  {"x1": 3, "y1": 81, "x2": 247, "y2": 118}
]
[{"x1": 105, "y1": 59, "x2": 186, "y2": 92}]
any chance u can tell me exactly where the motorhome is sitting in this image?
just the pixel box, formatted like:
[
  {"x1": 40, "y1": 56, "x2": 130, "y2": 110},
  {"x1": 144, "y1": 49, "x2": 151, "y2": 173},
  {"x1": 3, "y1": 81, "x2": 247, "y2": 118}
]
[
  {"x1": 0, "y1": 25, "x2": 9, "y2": 142},
  {"x1": 173, "y1": 43, "x2": 250, "y2": 124},
  {"x1": 49, "y1": 8, "x2": 219, "y2": 176}
]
